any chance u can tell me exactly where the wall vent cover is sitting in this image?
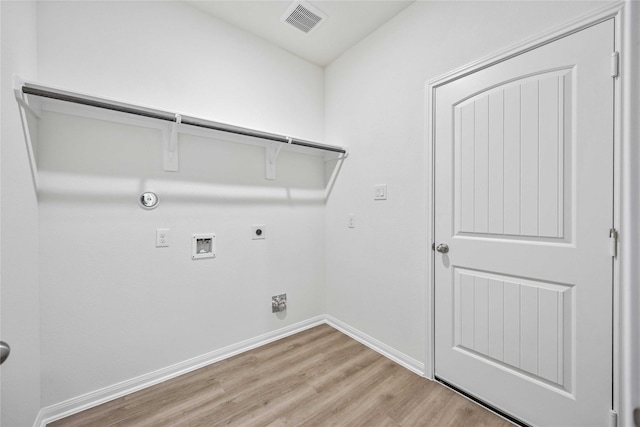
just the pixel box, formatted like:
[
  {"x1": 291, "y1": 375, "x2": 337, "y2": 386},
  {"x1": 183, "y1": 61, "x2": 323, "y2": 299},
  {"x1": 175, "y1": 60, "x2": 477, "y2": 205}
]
[{"x1": 281, "y1": 1, "x2": 327, "y2": 34}]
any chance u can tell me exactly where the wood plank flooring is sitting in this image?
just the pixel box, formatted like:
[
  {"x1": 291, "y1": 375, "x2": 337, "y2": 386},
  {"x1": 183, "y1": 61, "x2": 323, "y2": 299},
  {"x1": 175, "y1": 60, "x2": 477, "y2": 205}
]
[{"x1": 49, "y1": 325, "x2": 513, "y2": 427}]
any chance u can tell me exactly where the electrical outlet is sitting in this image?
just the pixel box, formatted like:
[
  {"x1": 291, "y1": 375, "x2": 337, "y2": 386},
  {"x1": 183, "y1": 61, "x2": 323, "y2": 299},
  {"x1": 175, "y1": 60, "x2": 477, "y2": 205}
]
[
  {"x1": 272, "y1": 294, "x2": 287, "y2": 313},
  {"x1": 252, "y1": 225, "x2": 266, "y2": 240},
  {"x1": 348, "y1": 214, "x2": 356, "y2": 228},
  {"x1": 156, "y1": 229, "x2": 169, "y2": 247}
]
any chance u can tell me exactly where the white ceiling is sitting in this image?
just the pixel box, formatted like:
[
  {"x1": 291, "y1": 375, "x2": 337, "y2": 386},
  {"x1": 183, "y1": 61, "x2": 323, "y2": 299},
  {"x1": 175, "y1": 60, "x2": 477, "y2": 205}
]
[{"x1": 184, "y1": 1, "x2": 415, "y2": 67}]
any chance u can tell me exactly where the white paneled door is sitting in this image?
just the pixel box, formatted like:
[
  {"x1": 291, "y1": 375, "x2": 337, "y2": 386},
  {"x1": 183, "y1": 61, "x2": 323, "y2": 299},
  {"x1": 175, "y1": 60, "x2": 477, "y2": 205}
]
[{"x1": 433, "y1": 20, "x2": 614, "y2": 426}]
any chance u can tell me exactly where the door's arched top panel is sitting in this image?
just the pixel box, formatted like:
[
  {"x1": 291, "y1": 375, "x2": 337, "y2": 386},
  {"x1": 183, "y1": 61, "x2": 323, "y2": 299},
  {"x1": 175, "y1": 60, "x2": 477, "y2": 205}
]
[
  {"x1": 454, "y1": 68, "x2": 574, "y2": 240},
  {"x1": 454, "y1": 68, "x2": 574, "y2": 110}
]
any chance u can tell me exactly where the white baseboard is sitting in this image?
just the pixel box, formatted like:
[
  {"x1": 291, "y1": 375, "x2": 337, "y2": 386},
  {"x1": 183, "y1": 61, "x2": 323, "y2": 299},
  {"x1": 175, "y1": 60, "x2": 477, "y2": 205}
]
[
  {"x1": 35, "y1": 316, "x2": 325, "y2": 427},
  {"x1": 324, "y1": 315, "x2": 425, "y2": 376},
  {"x1": 35, "y1": 315, "x2": 425, "y2": 426}
]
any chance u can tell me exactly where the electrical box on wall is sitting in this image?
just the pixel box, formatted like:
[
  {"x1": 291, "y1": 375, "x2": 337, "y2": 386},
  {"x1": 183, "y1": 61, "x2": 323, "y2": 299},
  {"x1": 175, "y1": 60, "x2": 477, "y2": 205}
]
[
  {"x1": 252, "y1": 225, "x2": 266, "y2": 240},
  {"x1": 156, "y1": 229, "x2": 170, "y2": 247},
  {"x1": 192, "y1": 234, "x2": 216, "y2": 259},
  {"x1": 272, "y1": 294, "x2": 287, "y2": 313},
  {"x1": 374, "y1": 184, "x2": 387, "y2": 200}
]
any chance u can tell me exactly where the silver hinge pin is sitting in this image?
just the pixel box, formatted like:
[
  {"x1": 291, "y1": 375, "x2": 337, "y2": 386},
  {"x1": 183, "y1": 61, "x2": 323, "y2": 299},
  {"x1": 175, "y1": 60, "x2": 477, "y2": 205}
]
[
  {"x1": 611, "y1": 52, "x2": 620, "y2": 78},
  {"x1": 609, "y1": 409, "x2": 617, "y2": 427},
  {"x1": 610, "y1": 228, "x2": 618, "y2": 257}
]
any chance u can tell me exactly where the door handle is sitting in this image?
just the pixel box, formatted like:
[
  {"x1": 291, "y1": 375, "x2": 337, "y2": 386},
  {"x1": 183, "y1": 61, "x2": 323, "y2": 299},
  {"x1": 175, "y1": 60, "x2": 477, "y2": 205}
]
[
  {"x1": 436, "y1": 243, "x2": 449, "y2": 253},
  {"x1": 0, "y1": 341, "x2": 10, "y2": 365}
]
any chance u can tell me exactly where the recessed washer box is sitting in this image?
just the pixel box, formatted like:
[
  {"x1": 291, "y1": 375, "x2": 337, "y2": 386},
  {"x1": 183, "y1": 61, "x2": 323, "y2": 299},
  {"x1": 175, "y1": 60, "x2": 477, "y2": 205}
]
[{"x1": 192, "y1": 234, "x2": 216, "y2": 259}]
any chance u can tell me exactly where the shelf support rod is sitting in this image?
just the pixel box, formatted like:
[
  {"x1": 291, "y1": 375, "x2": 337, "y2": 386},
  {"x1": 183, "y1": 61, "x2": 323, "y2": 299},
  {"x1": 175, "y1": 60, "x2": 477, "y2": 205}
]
[{"x1": 19, "y1": 79, "x2": 347, "y2": 155}]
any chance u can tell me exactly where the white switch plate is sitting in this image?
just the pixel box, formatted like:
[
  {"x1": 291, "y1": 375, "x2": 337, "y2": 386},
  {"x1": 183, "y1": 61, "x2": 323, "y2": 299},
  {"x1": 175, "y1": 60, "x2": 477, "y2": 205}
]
[
  {"x1": 348, "y1": 214, "x2": 356, "y2": 228},
  {"x1": 374, "y1": 184, "x2": 387, "y2": 200},
  {"x1": 156, "y1": 229, "x2": 169, "y2": 247}
]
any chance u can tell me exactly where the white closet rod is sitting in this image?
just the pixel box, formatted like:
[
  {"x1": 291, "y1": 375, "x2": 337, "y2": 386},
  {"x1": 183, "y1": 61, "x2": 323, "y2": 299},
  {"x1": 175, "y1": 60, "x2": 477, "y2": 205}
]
[{"x1": 21, "y1": 83, "x2": 347, "y2": 155}]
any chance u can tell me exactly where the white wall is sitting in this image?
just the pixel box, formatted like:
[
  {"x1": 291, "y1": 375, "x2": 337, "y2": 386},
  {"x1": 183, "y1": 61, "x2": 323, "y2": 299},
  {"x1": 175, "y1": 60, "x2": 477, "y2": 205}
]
[
  {"x1": 0, "y1": 1, "x2": 41, "y2": 426},
  {"x1": 37, "y1": 1, "x2": 323, "y2": 141},
  {"x1": 324, "y1": 0, "x2": 610, "y2": 366},
  {"x1": 36, "y1": 1, "x2": 327, "y2": 407}
]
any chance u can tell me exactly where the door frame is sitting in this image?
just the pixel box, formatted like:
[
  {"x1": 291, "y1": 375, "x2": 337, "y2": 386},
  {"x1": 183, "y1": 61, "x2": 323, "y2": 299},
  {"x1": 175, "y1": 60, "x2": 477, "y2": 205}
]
[{"x1": 424, "y1": 1, "x2": 629, "y2": 423}]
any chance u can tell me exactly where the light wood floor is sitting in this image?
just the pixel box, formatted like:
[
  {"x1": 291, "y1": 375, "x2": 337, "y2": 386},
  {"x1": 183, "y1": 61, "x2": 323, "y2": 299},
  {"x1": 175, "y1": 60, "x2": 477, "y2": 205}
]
[{"x1": 49, "y1": 325, "x2": 513, "y2": 427}]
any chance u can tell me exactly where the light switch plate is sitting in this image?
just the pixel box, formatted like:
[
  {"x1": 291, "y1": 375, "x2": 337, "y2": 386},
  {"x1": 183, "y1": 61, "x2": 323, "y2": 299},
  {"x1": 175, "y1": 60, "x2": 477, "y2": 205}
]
[{"x1": 374, "y1": 184, "x2": 387, "y2": 200}]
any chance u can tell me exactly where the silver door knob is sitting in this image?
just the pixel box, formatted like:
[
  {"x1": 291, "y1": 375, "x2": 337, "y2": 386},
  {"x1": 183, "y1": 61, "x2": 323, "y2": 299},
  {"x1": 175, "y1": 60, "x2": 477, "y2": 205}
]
[
  {"x1": 0, "y1": 341, "x2": 10, "y2": 365},
  {"x1": 436, "y1": 243, "x2": 449, "y2": 253}
]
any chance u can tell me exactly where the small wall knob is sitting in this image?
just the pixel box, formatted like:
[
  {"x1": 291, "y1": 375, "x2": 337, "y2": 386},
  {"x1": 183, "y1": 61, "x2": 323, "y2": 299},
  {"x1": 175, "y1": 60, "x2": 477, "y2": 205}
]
[
  {"x1": 0, "y1": 341, "x2": 10, "y2": 365},
  {"x1": 436, "y1": 243, "x2": 449, "y2": 254}
]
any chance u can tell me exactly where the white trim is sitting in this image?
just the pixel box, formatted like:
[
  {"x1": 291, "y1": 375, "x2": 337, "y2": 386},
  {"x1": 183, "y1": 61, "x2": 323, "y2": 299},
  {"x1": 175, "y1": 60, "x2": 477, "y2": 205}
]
[
  {"x1": 612, "y1": 4, "x2": 624, "y2": 424},
  {"x1": 324, "y1": 315, "x2": 425, "y2": 377},
  {"x1": 33, "y1": 314, "x2": 426, "y2": 426},
  {"x1": 32, "y1": 412, "x2": 45, "y2": 427},
  {"x1": 34, "y1": 316, "x2": 325, "y2": 427},
  {"x1": 425, "y1": 0, "x2": 624, "y2": 421},
  {"x1": 619, "y1": 2, "x2": 640, "y2": 426},
  {"x1": 425, "y1": 74, "x2": 436, "y2": 379},
  {"x1": 426, "y1": 1, "x2": 623, "y2": 90}
]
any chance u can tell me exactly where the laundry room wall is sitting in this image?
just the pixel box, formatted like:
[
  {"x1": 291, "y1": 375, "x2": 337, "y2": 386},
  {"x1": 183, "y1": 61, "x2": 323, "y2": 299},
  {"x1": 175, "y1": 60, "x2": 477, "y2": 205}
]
[
  {"x1": 1, "y1": 1, "x2": 41, "y2": 425},
  {"x1": 36, "y1": 0, "x2": 327, "y2": 408},
  {"x1": 324, "y1": 0, "x2": 611, "y2": 370}
]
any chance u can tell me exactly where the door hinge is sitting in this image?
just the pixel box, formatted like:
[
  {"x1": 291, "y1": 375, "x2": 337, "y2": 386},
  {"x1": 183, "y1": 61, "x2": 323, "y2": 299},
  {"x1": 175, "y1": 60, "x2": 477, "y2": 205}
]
[
  {"x1": 611, "y1": 52, "x2": 620, "y2": 78},
  {"x1": 609, "y1": 228, "x2": 618, "y2": 257},
  {"x1": 609, "y1": 409, "x2": 618, "y2": 427}
]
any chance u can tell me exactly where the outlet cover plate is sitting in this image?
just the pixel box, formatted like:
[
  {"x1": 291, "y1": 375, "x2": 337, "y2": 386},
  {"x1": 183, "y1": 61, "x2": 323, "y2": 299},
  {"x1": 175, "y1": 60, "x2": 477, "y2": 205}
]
[
  {"x1": 252, "y1": 225, "x2": 266, "y2": 240},
  {"x1": 156, "y1": 229, "x2": 169, "y2": 247}
]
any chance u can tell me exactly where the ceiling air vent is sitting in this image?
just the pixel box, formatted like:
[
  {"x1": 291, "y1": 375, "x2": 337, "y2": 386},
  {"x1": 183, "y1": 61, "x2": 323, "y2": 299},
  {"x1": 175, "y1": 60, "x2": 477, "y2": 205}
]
[{"x1": 281, "y1": 1, "x2": 327, "y2": 35}]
